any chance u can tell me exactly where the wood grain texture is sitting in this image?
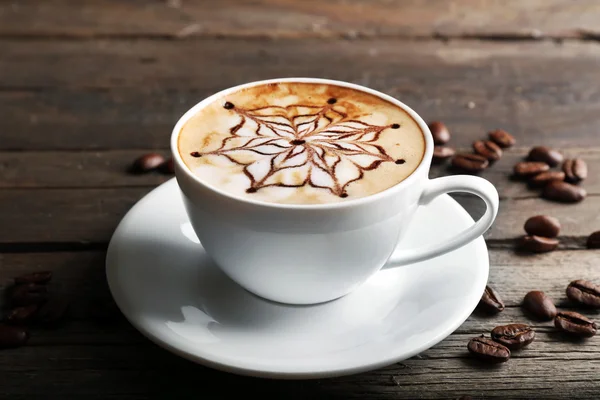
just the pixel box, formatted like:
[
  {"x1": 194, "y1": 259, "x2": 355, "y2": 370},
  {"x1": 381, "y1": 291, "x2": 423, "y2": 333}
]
[
  {"x1": 1, "y1": 186, "x2": 598, "y2": 244},
  {"x1": 3, "y1": 250, "x2": 600, "y2": 320},
  {"x1": 1, "y1": 0, "x2": 599, "y2": 39},
  {"x1": 1, "y1": 250, "x2": 599, "y2": 399},
  {"x1": 0, "y1": 342, "x2": 598, "y2": 399},
  {"x1": 2, "y1": 1, "x2": 599, "y2": 397},
  {"x1": 2, "y1": 148, "x2": 599, "y2": 195},
  {"x1": 0, "y1": 188, "x2": 151, "y2": 244},
  {"x1": 2, "y1": 40, "x2": 600, "y2": 151},
  {"x1": 0, "y1": 89, "x2": 190, "y2": 151},
  {"x1": 0, "y1": 150, "x2": 172, "y2": 188},
  {"x1": 4, "y1": 39, "x2": 600, "y2": 91},
  {"x1": 430, "y1": 147, "x2": 600, "y2": 199},
  {"x1": 0, "y1": 252, "x2": 120, "y2": 321}
]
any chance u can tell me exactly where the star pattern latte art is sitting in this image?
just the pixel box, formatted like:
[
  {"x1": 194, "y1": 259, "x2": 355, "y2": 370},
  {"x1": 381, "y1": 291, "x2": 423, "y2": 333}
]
[{"x1": 191, "y1": 100, "x2": 402, "y2": 197}]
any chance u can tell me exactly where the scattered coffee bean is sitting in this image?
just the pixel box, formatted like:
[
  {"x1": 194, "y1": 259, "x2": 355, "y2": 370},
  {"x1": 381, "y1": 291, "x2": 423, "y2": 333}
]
[
  {"x1": 554, "y1": 311, "x2": 597, "y2": 338},
  {"x1": 518, "y1": 235, "x2": 559, "y2": 253},
  {"x1": 160, "y1": 157, "x2": 175, "y2": 174},
  {"x1": 35, "y1": 297, "x2": 69, "y2": 326},
  {"x1": 14, "y1": 271, "x2": 52, "y2": 285},
  {"x1": 432, "y1": 146, "x2": 455, "y2": 163},
  {"x1": 527, "y1": 146, "x2": 564, "y2": 167},
  {"x1": 522, "y1": 290, "x2": 557, "y2": 320},
  {"x1": 563, "y1": 158, "x2": 587, "y2": 183},
  {"x1": 524, "y1": 215, "x2": 560, "y2": 238},
  {"x1": 587, "y1": 231, "x2": 600, "y2": 249},
  {"x1": 542, "y1": 181, "x2": 586, "y2": 203},
  {"x1": 457, "y1": 397, "x2": 472, "y2": 400},
  {"x1": 0, "y1": 324, "x2": 29, "y2": 349},
  {"x1": 467, "y1": 335, "x2": 510, "y2": 364},
  {"x1": 451, "y1": 154, "x2": 489, "y2": 172},
  {"x1": 513, "y1": 162, "x2": 549, "y2": 177},
  {"x1": 10, "y1": 284, "x2": 48, "y2": 306},
  {"x1": 528, "y1": 171, "x2": 565, "y2": 188},
  {"x1": 488, "y1": 129, "x2": 516, "y2": 148},
  {"x1": 566, "y1": 280, "x2": 600, "y2": 308},
  {"x1": 5, "y1": 305, "x2": 38, "y2": 324},
  {"x1": 491, "y1": 324, "x2": 535, "y2": 350},
  {"x1": 131, "y1": 153, "x2": 165, "y2": 173},
  {"x1": 478, "y1": 285, "x2": 505, "y2": 313},
  {"x1": 428, "y1": 121, "x2": 450, "y2": 145},
  {"x1": 473, "y1": 140, "x2": 502, "y2": 161}
]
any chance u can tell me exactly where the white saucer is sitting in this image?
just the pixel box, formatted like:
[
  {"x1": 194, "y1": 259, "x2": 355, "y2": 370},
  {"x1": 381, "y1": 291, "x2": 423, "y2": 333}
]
[{"x1": 106, "y1": 179, "x2": 489, "y2": 379}]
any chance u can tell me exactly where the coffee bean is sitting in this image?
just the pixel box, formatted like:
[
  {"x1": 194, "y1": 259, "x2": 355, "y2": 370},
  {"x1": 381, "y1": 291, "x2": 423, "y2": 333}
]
[
  {"x1": 542, "y1": 181, "x2": 586, "y2": 203},
  {"x1": 473, "y1": 140, "x2": 502, "y2": 161},
  {"x1": 36, "y1": 297, "x2": 69, "y2": 326},
  {"x1": 518, "y1": 235, "x2": 559, "y2": 253},
  {"x1": 14, "y1": 271, "x2": 52, "y2": 285},
  {"x1": 554, "y1": 311, "x2": 597, "y2": 338},
  {"x1": 5, "y1": 305, "x2": 39, "y2": 324},
  {"x1": 491, "y1": 324, "x2": 535, "y2": 350},
  {"x1": 524, "y1": 215, "x2": 560, "y2": 238},
  {"x1": 528, "y1": 171, "x2": 565, "y2": 188},
  {"x1": 523, "y1": 290, "x2": 557, "y2": 320},
  {"x1": 467, "y1": 336, "x2": 510, "y2": 363},
  {"x1": 428, "y1": 121, "x2": 450, "y2": 145},
  {"x1": 451, "y1": 154, "x2": 489, "y2": 172},
  {"x1": 0, "y1": 324, "x2": 29, "y2": 349},
  {"x1": 566, "y1": 280, "x2": 600, "y2": 308},
  {"x1": 488, "y1": 129, "x2": 516, "y2": 148},
  {"x1": 563, "y1": 158, "x2": 587, "y2": 183},
  {"x1": 10, "y1": 284, "x2": 48, "y2": 306},
  {"x1": 513, "y1": 162, "x2": 550, "y2": 177},
  {"x1": 587, "y1": 231, "x2": 600, "y2": 249},
  {"x1": 131, "y1": 153, "x2": 165, "y2": 173},
  {"x1": 160, "y1": 157, "x2": 175, "y2": 174},
  {"x1": 432, "y1": 146, "x2": 455, "y2": 163},
  {"x1": 527, "y1": 146, "x2": 564, "y2": 167},
  {"x1": 478, "y1": 285, "x2": 504, "y2": 313},
  {"x1": 457, "y1": 397, "x2": 472, "y2": 400}
]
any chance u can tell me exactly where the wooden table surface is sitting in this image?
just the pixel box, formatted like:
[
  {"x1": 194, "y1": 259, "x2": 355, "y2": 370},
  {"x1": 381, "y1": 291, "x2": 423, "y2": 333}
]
[{"x1": 1, "y1": 1, "x2": 600, "y2": 398}]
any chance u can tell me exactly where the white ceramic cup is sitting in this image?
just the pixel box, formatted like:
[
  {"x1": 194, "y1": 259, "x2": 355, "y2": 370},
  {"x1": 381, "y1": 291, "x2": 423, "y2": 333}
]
[{"x1": 171, "y1": 78, "x2": 499, "y2": 305}]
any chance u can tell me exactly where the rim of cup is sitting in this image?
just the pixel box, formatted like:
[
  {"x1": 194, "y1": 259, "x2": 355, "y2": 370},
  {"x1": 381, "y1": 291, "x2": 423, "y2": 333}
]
[{"x1": 170, "y1": 77, "x2": 434, "y2": 210}]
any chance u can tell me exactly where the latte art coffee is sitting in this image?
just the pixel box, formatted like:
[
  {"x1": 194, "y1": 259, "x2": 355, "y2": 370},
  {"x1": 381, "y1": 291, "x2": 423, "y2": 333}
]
[{"x1": 178, "y1": 82, "x2": 425, "y2": 204}]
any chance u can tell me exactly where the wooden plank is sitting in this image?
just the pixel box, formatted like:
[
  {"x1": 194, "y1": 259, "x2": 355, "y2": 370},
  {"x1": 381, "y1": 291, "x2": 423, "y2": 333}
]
[
  {"x1": 0, "y1": 89, "x2": 190, "y2": 151},
  {"x1": 488, "y1": 250, "x2": 600, "y2": 308},
  {"x1": 1, "y1": 147, "x2": 598, "y2": 245},
  {"x1": 430, "y1": 147, "x2": 600, "y2": 199},
  {"x1": 0, "y1": 188, "x2": 150, "y2": 244},
  {"x1": 1, "y1": 250, "x2": 599, "y2": 398},
  {"x1": 0, "y1": 252, "x2": 121, "y2": 321},
  {"x1": 0, "y1": 342, "x2": 598, "y2": 399},
  {"x1": 2, "y1": 305, "x2": 591, "y2": 346},
  {"x1": 458, "y1": 195, "x2": 600, "y2": 247},
  {"x1": 2, "y1": 40, "x2": 600, "y2": 150},
  {"x1": 4, "y1": 39, "x2": 600, "y2": 90},
  {"x1": 337, "y1": 358, "x2": 600, "y2": 399},
  {"x1": 1, "y1": 149, "x2": 598, "y2": 196},
  {"x1": 0, "y1": 0, "x2": 599, "y2": 39},
  {"x1": 0, "y1": 186, "x2": 598, "y2": 244},
  {"x1": 0, "y1": 150, "x2": 171, "y2": 188},
  {"x1": 0, "y1": 305, "x2": 596, "y2": 346},
  {"x1": 2, "y1": 250, "x2": 600, "y2": 324}
]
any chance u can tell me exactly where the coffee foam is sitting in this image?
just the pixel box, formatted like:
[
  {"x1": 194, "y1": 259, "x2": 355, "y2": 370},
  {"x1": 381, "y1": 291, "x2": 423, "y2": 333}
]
[{"x1": 178, "y1": 82, "x2": 425, "y2": 204}]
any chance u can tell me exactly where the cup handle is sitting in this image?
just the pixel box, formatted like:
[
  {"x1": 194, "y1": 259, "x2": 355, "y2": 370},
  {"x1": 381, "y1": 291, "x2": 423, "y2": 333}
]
[{"x1": 385, "y1": 175, "x2": 499, "y2": 268}]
